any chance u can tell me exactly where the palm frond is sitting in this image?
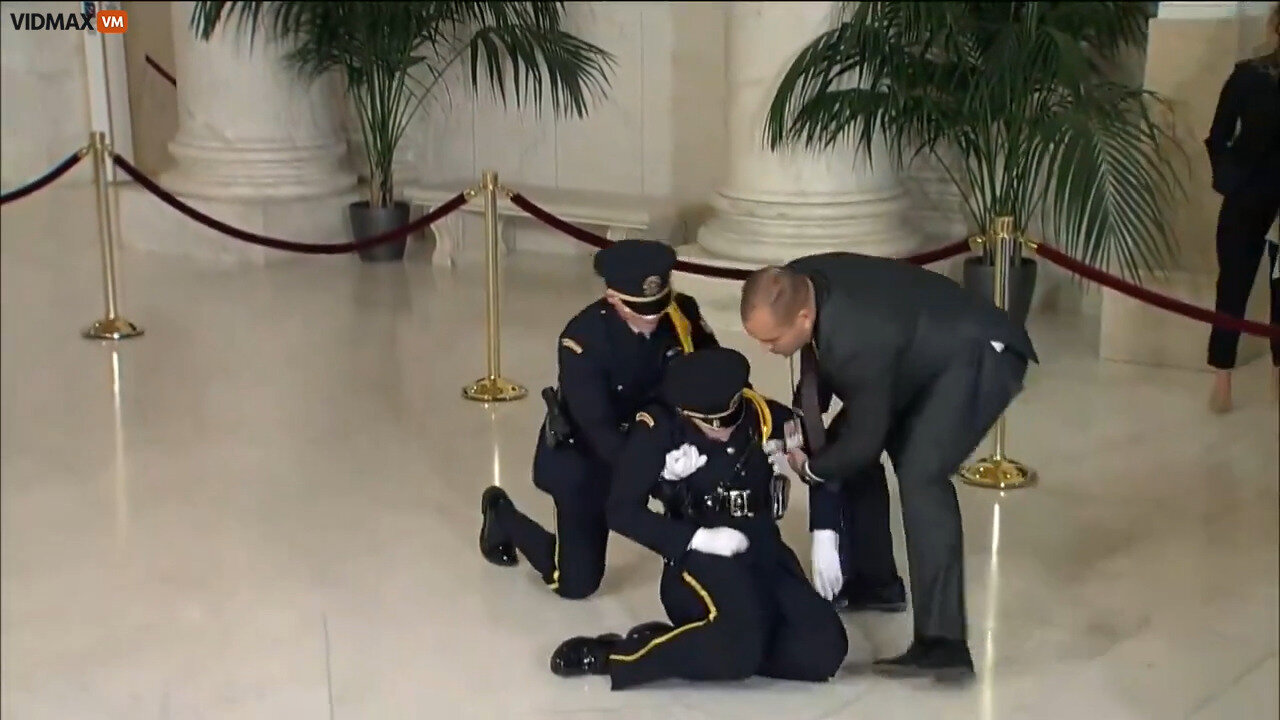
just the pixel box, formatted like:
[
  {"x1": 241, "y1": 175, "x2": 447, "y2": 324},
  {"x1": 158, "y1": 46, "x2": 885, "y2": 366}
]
[{"x1": 765, "y1": 0, "x2": 1182, "y2": 280}]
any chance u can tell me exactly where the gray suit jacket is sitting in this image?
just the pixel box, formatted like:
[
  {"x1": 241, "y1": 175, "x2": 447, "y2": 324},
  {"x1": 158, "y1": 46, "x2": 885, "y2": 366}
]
[{"x1": 787, "y1": 252, "x2": 1038, "y2": 481}]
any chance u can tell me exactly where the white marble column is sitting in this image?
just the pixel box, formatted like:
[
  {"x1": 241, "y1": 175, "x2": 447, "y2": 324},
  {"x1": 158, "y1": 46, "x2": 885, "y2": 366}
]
[
  {"x1": 159, "y1": 1, "x2": 355, "y2": 200},
  {"x1": 694, "y1": 1, "x2": 913, "y2": 264}
]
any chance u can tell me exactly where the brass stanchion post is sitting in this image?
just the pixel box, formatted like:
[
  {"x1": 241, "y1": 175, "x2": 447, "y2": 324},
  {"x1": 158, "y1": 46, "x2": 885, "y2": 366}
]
[
  {"x1": 958, "y1": 216, "x2": 1036, "y2": 489},
  {"x1": 462, "y1": 170, "x2": 527, "y2": 403},
  {"x1": 82, "y1": 131, "x2": 143, "y2": 341}
]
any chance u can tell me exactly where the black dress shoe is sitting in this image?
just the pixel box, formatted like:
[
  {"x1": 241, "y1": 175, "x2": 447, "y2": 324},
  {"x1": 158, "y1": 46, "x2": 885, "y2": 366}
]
[
  {"x1": 479, "y1": 486, "x2": 518, "y2": 567},
  {"x1": 624, "y1": 621, "x2": 672, "y2": 646},
  {"x1": 549, "y1": 635, "x2": 618, "y2": 678},
  {"x1": 835, "y1": 577, "x2": 907, "y2": 613},
  {"x1": 871, "y1": 637, "x2": 975, "y2": 682}
]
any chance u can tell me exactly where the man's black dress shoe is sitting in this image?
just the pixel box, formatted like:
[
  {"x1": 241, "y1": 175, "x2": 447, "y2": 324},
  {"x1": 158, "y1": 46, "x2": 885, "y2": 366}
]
[
  {"x1": 835, "y1": 577, "x2": 907, "y2": 613},
  {"x1": 549, "y1": 633, "x2": 621, "y2": 677},
  {"x1": 871, "y1": 637, "x2": 975, "y2": 682},
  {"x1": 479, "y1": 486, "x2": 519, "y2": 567}
]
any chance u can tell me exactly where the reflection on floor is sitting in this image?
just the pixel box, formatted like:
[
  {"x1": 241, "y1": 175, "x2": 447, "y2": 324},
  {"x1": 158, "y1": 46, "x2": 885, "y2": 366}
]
[{"x1": 2, "y1": 186, "x2": 1277, "y2": 719}]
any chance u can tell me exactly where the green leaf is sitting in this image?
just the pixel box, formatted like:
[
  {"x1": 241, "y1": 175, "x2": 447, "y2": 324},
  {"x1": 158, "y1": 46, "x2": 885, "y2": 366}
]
[{"x1": 765, "y1": 1, "x2": 1184, "y2": 281}]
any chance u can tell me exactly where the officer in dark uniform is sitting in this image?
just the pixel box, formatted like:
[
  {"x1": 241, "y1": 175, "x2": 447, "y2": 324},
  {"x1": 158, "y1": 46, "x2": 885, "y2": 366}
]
[
  {"x1": 478, "y1": 239, "x2": 720, "y2": 599},
  {"x1": 547, "y1": 348, "x2": 848, "y2": 689}
]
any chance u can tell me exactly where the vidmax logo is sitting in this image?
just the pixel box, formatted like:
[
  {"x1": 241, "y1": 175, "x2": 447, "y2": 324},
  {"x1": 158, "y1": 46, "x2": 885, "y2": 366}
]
[{"x1": 96, "y1": 9, "x2": 127, "y2": 33}]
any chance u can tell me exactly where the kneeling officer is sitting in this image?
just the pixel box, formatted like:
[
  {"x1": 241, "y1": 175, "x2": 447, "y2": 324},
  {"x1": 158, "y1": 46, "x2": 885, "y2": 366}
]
[
  {"x1": 478, "y1": 239, "x2": 719, "y2": 599},
  {"x1": 549, "y1": 347, "x2": 849, "y2": 689}
]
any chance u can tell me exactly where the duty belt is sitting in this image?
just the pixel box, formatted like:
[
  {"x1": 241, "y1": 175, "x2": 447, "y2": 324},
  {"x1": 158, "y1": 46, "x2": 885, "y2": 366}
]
[{"x1": 685, "y1": 478, "x2": 789, "y2": 521}]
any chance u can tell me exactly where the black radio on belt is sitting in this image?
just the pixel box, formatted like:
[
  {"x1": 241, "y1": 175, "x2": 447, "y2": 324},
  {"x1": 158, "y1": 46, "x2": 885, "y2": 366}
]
[{"x1": 541, "y1": 386, "x2": 574, "y2": 448}]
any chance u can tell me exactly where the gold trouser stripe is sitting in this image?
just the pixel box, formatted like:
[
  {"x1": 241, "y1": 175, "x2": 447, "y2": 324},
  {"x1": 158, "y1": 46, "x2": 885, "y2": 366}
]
[
  {"x1": 547, "y1": 505, "x2": 561, "y2": 591},
  {"x1": 666, "y1": 303, "x2": 694, "y2": 354},
  {"x1": 742, "y1": 388, "x2": 772, "y2": 441},
  {"x1": 609, "y1": 571, "x2": 718, "y2": 662}
]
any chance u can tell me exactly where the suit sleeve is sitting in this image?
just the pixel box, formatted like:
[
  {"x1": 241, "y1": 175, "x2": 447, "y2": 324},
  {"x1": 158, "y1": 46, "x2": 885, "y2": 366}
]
[
  {"x1": 806, "y1": 352, "x2": 893, "y2": 484},
  {"x1": 606, "y1": 419, "x2": 699, "y2": 563},
  {"x1": 557, "y1": 336, "x2": 625, "y2": 463}
]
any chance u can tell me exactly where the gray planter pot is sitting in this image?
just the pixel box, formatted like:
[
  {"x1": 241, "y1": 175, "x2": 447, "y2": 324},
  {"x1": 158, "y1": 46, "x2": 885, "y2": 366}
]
[
  {"x1": 962, "y1": 255, "x2": 1038, "y2": 327},
  {"x1": 348, "y1": 200, "x2": 411, "y2": 263}
]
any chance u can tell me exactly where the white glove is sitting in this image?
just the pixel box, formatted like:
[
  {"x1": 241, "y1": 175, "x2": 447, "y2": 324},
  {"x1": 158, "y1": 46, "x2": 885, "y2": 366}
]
[
  {"x1": 688, "y1": 527, "x2": 750, "y2": 557},
  {"x1": 661, "y1": 443, "x2": 707, "y2": 481},
  {"x1": 810, "y1": 529, "x2": 843, "y2": 601}
]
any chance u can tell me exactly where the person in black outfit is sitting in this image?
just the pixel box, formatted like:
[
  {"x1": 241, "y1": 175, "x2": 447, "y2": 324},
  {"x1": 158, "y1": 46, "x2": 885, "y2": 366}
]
[
  {"x1": 548, "y1": 347, "x2": 848, "y2": 689},
  {"x1": 740, "y1": 253, "x2": 1038, "y2": 681},
  {"x1": 1204, "y1": 6, "x2": 1280, "y2": 413},
  {"x1": 478, "y1": 239, "x2": 719, "y2": 599}
]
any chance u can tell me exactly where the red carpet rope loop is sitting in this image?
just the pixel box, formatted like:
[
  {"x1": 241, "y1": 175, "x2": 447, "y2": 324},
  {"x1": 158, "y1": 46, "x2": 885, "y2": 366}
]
[
  {"x1": 111, "y1": 153, "x2": 470, "y2": 255},
  {"x1": 505, "y1": 191, "x2": 971, "y2": 280},
  {"x1": 0, "y1": 149, "x2": 88, "y2": 206},
  {"x1": 1034, "y1": 243, "x2": 1278, "y2": 339}
]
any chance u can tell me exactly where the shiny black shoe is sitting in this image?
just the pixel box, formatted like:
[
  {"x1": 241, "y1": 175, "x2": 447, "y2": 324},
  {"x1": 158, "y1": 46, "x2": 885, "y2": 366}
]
[
  {"x1": 479, "y1": 486, "x2": 518, "y2": 567},
  {"x1": 549, "y1": 634, "x2": 619, "y2": 678},
  {"x1": 871, "y1": 637, "x2": 975, "y2": 683},
  {"x1": 624, "y1": 621, "x2": 672, "y2": 646},
  {"x1": 835, "y1": 577, "x2": 907, "y2": 613}
]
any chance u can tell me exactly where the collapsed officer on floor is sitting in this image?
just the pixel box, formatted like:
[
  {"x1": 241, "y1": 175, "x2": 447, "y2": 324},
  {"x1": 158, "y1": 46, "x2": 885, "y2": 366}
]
[
  {"x1": 548, "y1": 347, "x2": 848, "y2": 689},
  {"x1": 478, "y1": 239, "x2": 720, "y2": 599}
]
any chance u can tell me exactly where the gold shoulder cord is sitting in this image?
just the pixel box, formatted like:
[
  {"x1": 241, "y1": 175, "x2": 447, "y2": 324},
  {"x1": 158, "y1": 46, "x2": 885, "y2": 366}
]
[
  {"x1": 742, "y1": 388, "x2": 772, "y2": 441},
  {"x1": 665, "y1": 302, "x2": 694, "y2": 354}
]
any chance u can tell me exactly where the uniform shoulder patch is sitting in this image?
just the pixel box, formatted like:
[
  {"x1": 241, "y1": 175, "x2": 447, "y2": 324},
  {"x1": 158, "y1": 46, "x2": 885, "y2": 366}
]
[
  {"x1": 559, "y1": 337, "x2": 584, "y2": 354},
  {"x1": 634, "y1": 411, "x2": 655, "y2": 428}
]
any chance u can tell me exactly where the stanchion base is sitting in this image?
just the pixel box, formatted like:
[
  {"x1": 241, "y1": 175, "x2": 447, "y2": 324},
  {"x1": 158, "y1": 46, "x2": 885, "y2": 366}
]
[
  {"x1": 82, "y1": 317, "x2": 144, "y2": 341},
  {"x1": 463, "y1": 376, "x2": 528, "y2": 403},
  {"x1": 957, "y1": 456, "x2": 1037, "y2": 490}
]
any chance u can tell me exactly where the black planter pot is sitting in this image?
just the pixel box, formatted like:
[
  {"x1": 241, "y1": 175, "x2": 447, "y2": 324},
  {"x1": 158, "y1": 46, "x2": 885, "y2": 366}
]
[
  {"x1": 348, "y1": 200, "x2": 411, "y2": 263},
  {"x1": 962, "y1": 255, "x2": 1038, "y2": 327}
]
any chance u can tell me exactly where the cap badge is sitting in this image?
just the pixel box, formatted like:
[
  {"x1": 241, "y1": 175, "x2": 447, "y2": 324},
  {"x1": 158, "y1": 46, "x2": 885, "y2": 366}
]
[{"x1": 642, "y1": 275, "x2": 663, "y2": 298}]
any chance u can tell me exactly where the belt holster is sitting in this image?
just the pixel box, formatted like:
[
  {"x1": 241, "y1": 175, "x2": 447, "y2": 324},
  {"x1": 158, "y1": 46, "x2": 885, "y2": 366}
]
[{"x1": 540, "y1": 386, "x2": 574, "y2": 448}]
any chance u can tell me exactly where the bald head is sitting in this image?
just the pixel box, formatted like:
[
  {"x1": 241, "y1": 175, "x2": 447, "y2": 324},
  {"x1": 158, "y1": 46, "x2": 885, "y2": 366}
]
[
  {"x1": 740, "y1": 266, "x2": 810, "y2": 325},
  {"x1": 740, "y1": 266, "x2": 816, "y2": 357}
]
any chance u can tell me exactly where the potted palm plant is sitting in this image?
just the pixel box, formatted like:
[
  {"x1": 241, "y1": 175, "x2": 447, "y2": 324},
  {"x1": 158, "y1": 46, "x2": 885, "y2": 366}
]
[
  {"x1": 765, "y1": 1, "x2": 1183, "y2": 323},
  {"x1": 190, "y1": 2, "x2": 615, "y2": 263}
]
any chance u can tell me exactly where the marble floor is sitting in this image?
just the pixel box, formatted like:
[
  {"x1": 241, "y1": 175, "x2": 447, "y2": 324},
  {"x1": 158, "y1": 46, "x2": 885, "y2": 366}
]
[{"x1": 2, "y1": 184, "x2": 1278, "y2": 720}]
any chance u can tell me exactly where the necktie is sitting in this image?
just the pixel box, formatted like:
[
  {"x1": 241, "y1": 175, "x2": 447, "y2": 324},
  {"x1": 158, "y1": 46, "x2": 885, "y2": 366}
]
[{"x1": 797, "y1": 342, "x2": 827, "y2": 453}]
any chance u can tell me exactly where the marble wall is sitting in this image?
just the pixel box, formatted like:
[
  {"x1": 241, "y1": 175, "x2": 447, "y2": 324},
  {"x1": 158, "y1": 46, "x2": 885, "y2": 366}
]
[
  {"x1": 389, "y1": 2, "x2": 729, "y2": 253},
  {"x1": 0, "y1": 0, "x2": 94, "y2": 188}
]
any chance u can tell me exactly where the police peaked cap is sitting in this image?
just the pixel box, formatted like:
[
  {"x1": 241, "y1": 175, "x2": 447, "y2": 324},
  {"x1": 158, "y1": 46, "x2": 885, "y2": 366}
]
[
  {"x1": 662, "y1": 347, "x2": 752, "y2": 429},
  {"x1": 594, "y1": 239, "x2": 677, "y2": 316}
]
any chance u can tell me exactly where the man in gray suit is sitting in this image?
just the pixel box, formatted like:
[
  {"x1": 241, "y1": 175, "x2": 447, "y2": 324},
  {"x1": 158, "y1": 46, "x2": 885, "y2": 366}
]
[{"x1": 740, "y1": 252, "x2": 1038, "y2": 681}]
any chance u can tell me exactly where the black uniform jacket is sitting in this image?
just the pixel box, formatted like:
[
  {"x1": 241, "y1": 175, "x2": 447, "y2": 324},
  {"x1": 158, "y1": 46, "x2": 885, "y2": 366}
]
[
  {"x1": 556, "y1": 293, "x2": 719, "y2": 464},
  {"x1": 1205, "y1": 57, "x2": 1280, "y2": 196},
  {"x1": 786, "y1": 252, "x2": 1038, "y2": 482},
  {"x1": 608, "y1": 394, "x2": 795, "y2": 565}
]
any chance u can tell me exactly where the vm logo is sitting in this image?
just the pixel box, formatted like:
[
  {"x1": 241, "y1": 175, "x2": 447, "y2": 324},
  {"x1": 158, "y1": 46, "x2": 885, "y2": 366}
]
[{"x1": 96, "y1": 9, "x2": 127, "y2": 33}]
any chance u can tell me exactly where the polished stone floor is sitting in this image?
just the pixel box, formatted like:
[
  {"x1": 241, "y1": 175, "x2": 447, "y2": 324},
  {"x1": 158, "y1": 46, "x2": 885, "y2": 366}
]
[{"x1": 2, "y1": 185, "x2": 1278, "y2": 720}]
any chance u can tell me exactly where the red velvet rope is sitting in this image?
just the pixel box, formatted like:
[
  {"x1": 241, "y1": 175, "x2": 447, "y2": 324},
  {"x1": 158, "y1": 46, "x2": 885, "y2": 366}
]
[
  {"x1": 145, "y1": 55, "x2": 176, "y2": 87},
  {"x1": 0, "y1": 149, "x2": 87, "y2": 206},
  {"x1": 111, "y1": 153, "x2": 470, "y2": 255},
  {"x1": 1035, "y1": 243, "x2": 1279, "y2": 339},
  {"x1": 506, "y1": 191, "x2": 970, "y2": 280}
]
